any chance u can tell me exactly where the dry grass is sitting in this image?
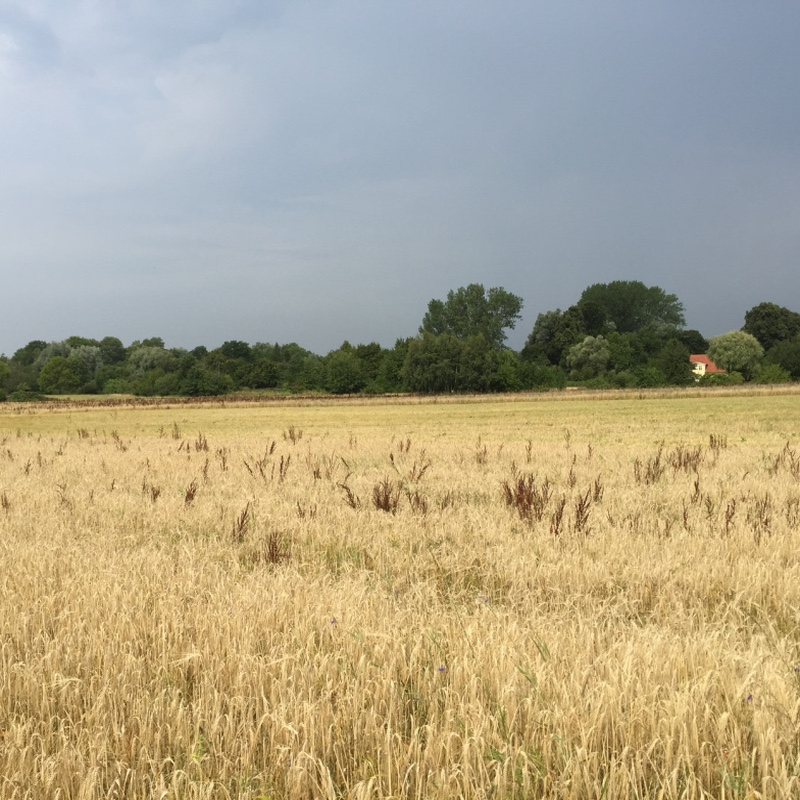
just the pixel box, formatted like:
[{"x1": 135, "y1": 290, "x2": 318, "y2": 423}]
[{"x1": 1, "y1": 388, "x2": 800, "y2": 798}]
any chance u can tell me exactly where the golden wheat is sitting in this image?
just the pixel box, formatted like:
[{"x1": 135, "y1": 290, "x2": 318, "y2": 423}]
[{"x1": 1, "y1": 389, "x2": 799, "y2": 798}]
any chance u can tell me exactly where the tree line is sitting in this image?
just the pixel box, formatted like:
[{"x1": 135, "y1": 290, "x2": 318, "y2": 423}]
[{"x1": 2, "y1": 281, "x2": 799, "y2": 400}]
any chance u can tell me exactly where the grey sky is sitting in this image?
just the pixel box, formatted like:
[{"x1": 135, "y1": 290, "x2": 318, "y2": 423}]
[{"x1": 2, "y1": 1, "x2": 799, "y2": 356}]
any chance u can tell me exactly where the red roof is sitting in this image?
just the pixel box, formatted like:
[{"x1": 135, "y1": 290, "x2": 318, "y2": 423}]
[{"x1": 690, "y1": 354, "x2": 725, "y2": 373}]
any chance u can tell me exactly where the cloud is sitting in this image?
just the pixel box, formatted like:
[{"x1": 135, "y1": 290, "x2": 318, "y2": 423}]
[{"x1": 1, "y1": 2, "x2": 799, "y2": 356}]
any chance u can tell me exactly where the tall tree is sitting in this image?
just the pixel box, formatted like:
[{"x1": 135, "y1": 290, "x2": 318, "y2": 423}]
[
  {"x1": 653, "y1": 338, "x2": 695, "y2": 385},
  {"x1": 420, "y1": 284, "x2": 523, "y2": 349},
  {"x1": 743, "y1": 302, "x2": 800, "y2": 351},
  {"x1": 579, "y1": 281, "x2": 685, "y2": 333},
  {"x1": 763, "y1": 336, "x2": 800, "y2": 380}
]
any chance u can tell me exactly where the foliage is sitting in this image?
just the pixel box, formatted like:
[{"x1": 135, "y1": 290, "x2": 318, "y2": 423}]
[
  {"x1": 707, "y1": 331, "x2": 764, "y2": 381},
  {"x1": 325, "y1": 349, "x2": 366, "y2": 394},
  {"x1": 37, "y1": 356, "x2": 83, "y2": 394},
  {"x1": 11, "y1": 340, "x2": 47, "y2": 366},
  {"x1": 178, "y1": 364, "x2": 233, "y2": 397},
  {"x1": 579, "y1": 280, "x2": 685, "y2": 333},
  {"x1": 374, "y1": 339, "x2": 410, "y2": 393},
  {"x1": 700, "y1": 370, "x2": 745, "y2": 386},
  {"x1": 754, "y1": 363, "x2": 791, "y2": 384},
  {"x1": 743, "y1": 302, "x2": 800, "y2": 351},
  {"x1": 402, "y1": 333, "x2": 464, "y2": 393},
  {"x1": 420, "y1": 283, "x2": 523, "y2": 348},
  {"x1": 566, "y1": 336, "x2": 611, "y2": 380},
  {"x1": 676, "y1": 329, "x2": 709, "y2": 354},
  {"x1": 218, "y1": 340, "x2": 253, "y2": 361},
  {"x1": 127, "y1": 346, "x2": 177, "y2": 378},
  {"x1": 764, "y1": 336, "x2": 800, "y2": 380},
  {"x1": 653, "y1": 338, "x2": 694, "y2": 386},
  {"x1": 99, "y1": 336, "x2": 127, "y2": 365},
  {"x1": 8, "y1": 279, "x2": 787, "y2": 398}
]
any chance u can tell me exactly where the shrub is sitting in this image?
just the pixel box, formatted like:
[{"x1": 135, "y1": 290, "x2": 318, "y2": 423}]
[
  {"x1": 754, "y1": 363, "x2": 791, "y2": 384},
  {"x1": 700, "y1": 371, "x2": 745, "y2": 386}
]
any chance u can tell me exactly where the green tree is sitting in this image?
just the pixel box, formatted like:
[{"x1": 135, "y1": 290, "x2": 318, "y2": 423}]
[
  {"x1": 0, "y1": 360, "x2": 9, "y2": 400},
  {"x1": 99, "y1": 336, "x2": 127, "y2": 365},
  {"x1": 577, "y1": 298, "x2": 607, "y2": 336},
  {"x1": 127, "y1": 346, "x2": 177, "y2": 378},
  {"x1": 523, "y1": 307, "x2": 587, "y2": 366},
  {"x1": 38, "y1": 356, "x2": 83, "y2": 394},
  {"x1": 676, "y1": 329, "x2": 709, "y2": 354},
  {"x1": 764, "y1": 336, "x2": 800, "y2": 379},
  {"x1": 653, "y1": 338, "x2": 694, "y2": 385},
  {"x1": 179, "y1": 361, "x2": 232, "y2": 396},
  {"x1": 420, "y1": 284, "x2": 523, "y2": 349},
  {"x1": 743, "y1": 302, "x2": 800, "y2": 351},
  {"x1": 566, "y1": 336, "x2": 611, "y2": 380},
  {"x1": 754, "y1": 363, "x2": 791, "y2": 384},
  {"x1": 218, "y1": 340, "x2": 253, "y2": 361},
  {"x1": 521, "y1": 309, "x2": 563, "y2": 364},
  {"x1": 325, "y1": 349, "x2": 366, "y2": 394},
  {"x1": 459, "y1": 335, "x2": 498, "y2": 392},
  {"x1": 11, "y1": 340, "x2": 47, "y2": 366},
  {"x1": 241, "y1": 360, "x2": 280, "y2": 389},
  {"x1": 65, "y1": 335, "x2": 100, "y2": 349},
  {"x1": 375, "y1": 339, "x2": 410, "y2": 393},
  {"x1": 707, "y1": 331, "x2": 764, "y2": 380},
  {"x1": 491, "y1": 350, "x2": 523, "y2": 391},
  {"x1": 579, "y1": 281, "x2": 685, "y2": 333},
  {"x1": 402, "y1": 333, "x2": 463, "y2": 393},
  {"x1": 34, "y1": 341, "x2": 72, "y2": 370}
]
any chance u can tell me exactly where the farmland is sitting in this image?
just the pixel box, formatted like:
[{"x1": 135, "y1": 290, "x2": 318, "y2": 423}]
[{"x1": 1, "y1": 387, "x2": 800, "y2": 799}]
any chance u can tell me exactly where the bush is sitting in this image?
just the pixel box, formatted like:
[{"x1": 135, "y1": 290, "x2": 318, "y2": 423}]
[
  {"x1": 634, "y1": 367, "x2": 666, "y2": 388},
  {"x1": 102, "y1": 378, "x2": 131, "y2": 394},
  {"x1": 7, "y1": 388, "x2": 44, "y2": 402},
  {"x1": 754, "y1": 363, "x2": 792, "y2": 384},
  {"x1": 519, "y1": 363, "x2": 567, "y2": 390},
  {"x1": 700, "y1": 371, "x2": 745, "y2": 386}
]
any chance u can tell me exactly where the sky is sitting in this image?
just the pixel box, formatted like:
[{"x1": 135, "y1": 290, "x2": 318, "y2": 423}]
[{"x1": 2, "y1": 1, "x2": 799, "y2": 357}]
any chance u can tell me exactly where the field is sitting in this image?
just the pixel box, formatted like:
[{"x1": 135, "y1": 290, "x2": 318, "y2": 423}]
[{"x1": 1, "y1": 387, "x2": 800, "y2": 799}]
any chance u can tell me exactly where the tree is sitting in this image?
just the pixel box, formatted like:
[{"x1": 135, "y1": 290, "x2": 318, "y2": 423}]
[
  {"x1": 522, "y1": 307, "x2": 588, "y2": 366},
  {"x1": 99, "y1": 336, "x2": 127, "y2": 365},
  {"x1": 241, "y1": 360, "x2": 280, "y2": 389},
  {"x1": 577, "y1": 298, "x2": 607, "y2": 336},
  {"x1": 69, "y1": 346, "x2": 103, "y2": 388},
  {"x1": 566, "y1": 336, "x2": 611, "y2": 379},
  {"x1": 0, "y1": 360, "x2": 10, "y2": 398},
  {"x1": 754, "y1": 363, "x2": 791, "y2": 384},
  {"x1": 743, "y1": 302, "x2": 800, "y2": 351},
  {"x1": 325, "y1": 349, "x2": 366, "y2": 394},
  {"x1": 127, "y1": 346, "x2": 177, "y2": 377},
  {"x1": 579, "y1": 281, "x2": 685, "y2": 333},
  {"x1": 676, "y1": 329, "x2": 709, "y2": 355},
  {"x1": 707, "y1": 331, "x2": 764, "y2": 380},
  {"x1": 653, "y1": 338, "x2": 694, "y2": 385},
  {"x1": 218, "y1": 340, "x2": 252, "y2": 361},
  {"x1": 420, "y1": 284, "x2": 523, "y2": 349},
  {"x1": 764, "y1": 336, "x2": 800, "y2": 380},
  {"x1": 402, "y1": 333, "x2": 463, "y2": 393},
  {"x1": 521, "y1": 309, "x2": 563, "y2": 363},
  {"x1": 375, "y1": 339, "x2": 410, "y2": 393},
  {"x1": 37, "y1": 356, "x2": 83, "y2": 394},
  {"x1": 11, "y1": 340, "x2": 47, "y2": 366}
]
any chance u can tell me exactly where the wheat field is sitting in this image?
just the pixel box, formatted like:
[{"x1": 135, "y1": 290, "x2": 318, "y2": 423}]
[{"x1": 1, "y1": 388, "x2": 799, "y2": 799}]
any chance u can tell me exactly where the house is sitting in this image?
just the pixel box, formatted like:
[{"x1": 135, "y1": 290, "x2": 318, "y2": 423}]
[{"x1": 689, "y1": 354, "x2": 725, "y2": 381}]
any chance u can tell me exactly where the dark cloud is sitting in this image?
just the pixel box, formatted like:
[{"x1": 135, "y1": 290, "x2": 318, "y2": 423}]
[{"x1": 1, "y1": 1, "x2": 799, "y2": 356}]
